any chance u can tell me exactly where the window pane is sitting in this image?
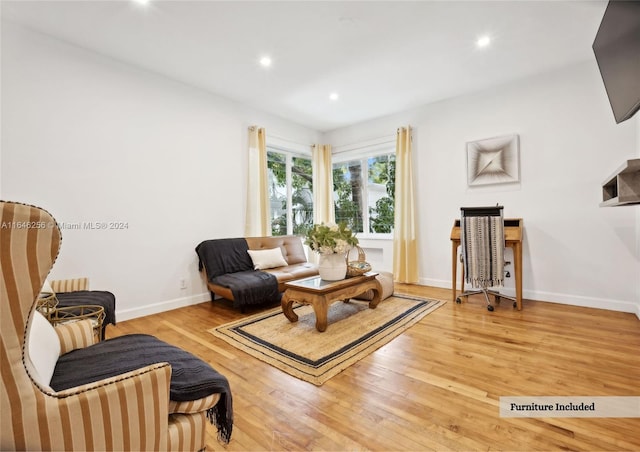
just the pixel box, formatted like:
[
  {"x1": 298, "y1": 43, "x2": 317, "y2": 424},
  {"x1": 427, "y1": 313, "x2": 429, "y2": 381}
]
[
  {"x1": 266, "y1": 149, "x2": 314, "y2": 237},
  {"x1": 267, "y1": 151, "x2": 287, "y2": 236},
  {"x1": 368, "y1": 154, "x2": 395, "y2": 233},
  {"x1": 291, "y1": 156, "x2": 313, "y2": 236},
  {"x1": 333, "y1": 160, "x2": 364, "y2": 233}
]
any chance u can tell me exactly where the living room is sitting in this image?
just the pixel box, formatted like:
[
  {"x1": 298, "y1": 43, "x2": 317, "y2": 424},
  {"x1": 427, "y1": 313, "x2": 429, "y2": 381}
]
[
  {"x1": 1, "y1": 1, "x2": 639, "y2": 451},
  {"x1": 2, "y1": 1, "x2": 638, "y2": 320}
]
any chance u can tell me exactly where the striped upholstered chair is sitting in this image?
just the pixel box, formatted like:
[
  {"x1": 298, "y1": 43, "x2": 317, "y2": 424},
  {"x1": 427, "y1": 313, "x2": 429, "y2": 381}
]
[{"x1": 0, "y1": 201, "x2": 230, "y2": 451}]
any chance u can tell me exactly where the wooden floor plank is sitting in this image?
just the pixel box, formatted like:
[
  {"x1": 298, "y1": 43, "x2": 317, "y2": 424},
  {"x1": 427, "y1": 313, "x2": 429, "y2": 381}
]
[{"x1": 107, "y1": 284, "x2": 640, "y2": 451}]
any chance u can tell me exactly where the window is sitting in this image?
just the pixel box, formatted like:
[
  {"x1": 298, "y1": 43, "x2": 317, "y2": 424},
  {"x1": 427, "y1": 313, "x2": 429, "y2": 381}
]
[
  {"x1": 333, "y1": 150, "x2": 396, "y2": 235},
  {"x1": 267, "y1": 148, "x2": 313, "y2": 236},
  {"x1": 266, "y1": 140, "x2": 395, "y2": 237}
]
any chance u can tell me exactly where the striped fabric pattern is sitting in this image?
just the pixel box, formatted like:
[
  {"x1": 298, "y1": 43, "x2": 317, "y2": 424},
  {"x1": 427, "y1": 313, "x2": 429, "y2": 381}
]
[
  {"x1": 50, "y1": 277, "x2": 89, "y2": 292},
  {"x1": 461, "y1": 214, "x2": 505, "y2": 288},
  {"x1": 169, "y1": 393, "x2": 221, "y2": 415},
  {"x1": 1, "y1": 201, "x2": 214, "y2": 451},
  {"x1": 55, "y1": 319, "x2": 95, "y2": 355},
  {"x1": 168, "y1": 412, "x2": 207, "y2": 452}
]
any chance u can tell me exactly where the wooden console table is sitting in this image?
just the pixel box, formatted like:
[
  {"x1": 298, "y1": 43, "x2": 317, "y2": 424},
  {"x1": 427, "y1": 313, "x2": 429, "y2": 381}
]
[
  {"x1": 281, "y1": 273, "x2": 382, "y2": 332},
  {"x1": 450, "y1": 218, "x2": 524, "y2": 310}
]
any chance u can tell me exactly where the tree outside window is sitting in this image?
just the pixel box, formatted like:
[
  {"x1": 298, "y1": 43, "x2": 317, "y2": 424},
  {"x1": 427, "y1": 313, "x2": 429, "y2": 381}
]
[
  {"x1": 267, "y1": 149, "x2": 313, "y2": 236},
  {"x1": 368, "y1": 154, "x2": 396, "y2": 233},
  {"x1": 333, "y1": 159, "x2": 363, "y2": 232},
  {"x1": 333, "y1": 153, "x2": 395, "y2": 234}
]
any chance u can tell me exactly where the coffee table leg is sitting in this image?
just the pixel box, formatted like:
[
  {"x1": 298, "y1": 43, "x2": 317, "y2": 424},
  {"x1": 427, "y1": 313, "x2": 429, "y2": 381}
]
[
  {"x1": 368, "y1": 280, "x2": 383, "y2": 309},
  {"x1": 281, "y1": 292, "x2": 298, "y2": 323},
  {"x1": 313, "y1": 296, "x2": 328, "y2": 332}
]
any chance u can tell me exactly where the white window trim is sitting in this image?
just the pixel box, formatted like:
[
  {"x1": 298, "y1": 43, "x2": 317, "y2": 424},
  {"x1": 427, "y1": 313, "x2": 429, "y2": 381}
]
[
  {"x1": 332, "y1": 134, "x2": 395, "y2": 156},
  {"x1": 266, "y1": 136, "x2": 312, "y2": 156}
]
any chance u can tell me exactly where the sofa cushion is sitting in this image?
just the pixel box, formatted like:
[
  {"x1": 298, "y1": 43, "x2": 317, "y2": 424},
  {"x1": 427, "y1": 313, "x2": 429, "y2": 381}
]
[
  {"x1": 246, "y1": 236, "x2": 308, "y2": 265},
  {"x1": 247, "y1": 247, "x2": 288, "y2": 270},
  {"x1": 264, "y1": 262, "x2": 319, "y2": 283}
]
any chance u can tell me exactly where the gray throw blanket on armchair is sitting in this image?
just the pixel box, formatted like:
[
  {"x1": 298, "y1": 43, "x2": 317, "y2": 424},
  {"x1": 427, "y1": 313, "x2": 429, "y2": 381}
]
[{"x1": 51, "y1": 334, "x2": 233, "y2": 444}]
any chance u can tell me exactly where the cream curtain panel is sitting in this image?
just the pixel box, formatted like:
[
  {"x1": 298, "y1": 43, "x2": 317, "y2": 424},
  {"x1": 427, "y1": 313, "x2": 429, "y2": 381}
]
[
  {"x1": 312, "y1": 144, "x2": 335, "y2": 225},
  {"x1": 309, "y1": 144, "x2": 334, "y2": 265},
  {"x1": 393, "y1": 126, "x2": 419, "y2": 283},
  {"x1": 245, "y1": 126, "x2": 271, "y2": 236}
]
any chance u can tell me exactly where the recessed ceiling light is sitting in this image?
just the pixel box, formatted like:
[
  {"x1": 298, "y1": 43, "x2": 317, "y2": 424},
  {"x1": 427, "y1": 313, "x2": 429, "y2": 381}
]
[
  {"x1": 329, "y1": 92, "x2": 339, "y2": 101},
  {"x1": 477, "y1": 35, "x2": 491, "y2": 48},
  {"x1": 132, "y1": 0, "x2": 151, "y2": 6},
  {"x1": 259, "y1": 56, "x2": 272, "y2": 68}
]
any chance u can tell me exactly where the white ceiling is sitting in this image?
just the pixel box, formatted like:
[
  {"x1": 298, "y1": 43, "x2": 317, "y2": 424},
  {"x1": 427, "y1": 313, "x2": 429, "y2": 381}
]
[{"x1": 1, "y1": 0, "x2": 608, "y2": 132}]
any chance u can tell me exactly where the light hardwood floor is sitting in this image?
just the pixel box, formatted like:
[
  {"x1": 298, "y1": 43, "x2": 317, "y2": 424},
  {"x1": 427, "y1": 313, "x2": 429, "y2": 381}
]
[{"x1": 108, "y1": 285, "x2": 640, "y2": 451}]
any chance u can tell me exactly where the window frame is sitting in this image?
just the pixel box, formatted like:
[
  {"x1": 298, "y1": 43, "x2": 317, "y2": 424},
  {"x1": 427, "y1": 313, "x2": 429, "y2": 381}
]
[
  {"x1": 266, "y1": 143, "x2": 313, "y2": 237},
  {"x1": 332, "y1": 140, "x2": 396, "y2": 240}
]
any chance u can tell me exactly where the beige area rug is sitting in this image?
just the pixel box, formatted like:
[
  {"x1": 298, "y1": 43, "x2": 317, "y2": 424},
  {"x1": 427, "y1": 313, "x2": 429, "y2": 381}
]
[{"x1": 209, "y1": 294, "x2": 446, "y2": 386}]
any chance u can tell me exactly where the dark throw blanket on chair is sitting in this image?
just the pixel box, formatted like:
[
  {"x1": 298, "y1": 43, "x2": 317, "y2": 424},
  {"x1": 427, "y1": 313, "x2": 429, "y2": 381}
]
[
  {"x1": 196, "y1": 238, "x2": 280, "y2": 308},
  {"x1": 50, "y1": 334, "x2": 233, "y2": 444},
  {"x1": 55, "y1": 290, "x2": 116, "y2": 337}
]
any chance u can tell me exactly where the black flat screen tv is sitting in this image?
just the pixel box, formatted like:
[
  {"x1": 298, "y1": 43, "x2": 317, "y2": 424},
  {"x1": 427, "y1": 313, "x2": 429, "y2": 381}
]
[{"x1": 592, "y1": 1, "x2": 640, "y2": 124}]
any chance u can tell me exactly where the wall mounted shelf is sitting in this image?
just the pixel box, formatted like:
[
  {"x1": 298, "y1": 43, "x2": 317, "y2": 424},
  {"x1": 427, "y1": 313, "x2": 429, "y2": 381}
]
[{"x1": 600, "y1": 158, "x2": 640, "y2": 207}]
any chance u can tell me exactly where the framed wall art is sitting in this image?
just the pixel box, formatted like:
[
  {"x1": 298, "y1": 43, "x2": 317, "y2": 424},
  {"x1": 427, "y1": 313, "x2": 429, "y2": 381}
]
[{"x1": 466, "y1": 134, "x2": 520, "y2": 186}]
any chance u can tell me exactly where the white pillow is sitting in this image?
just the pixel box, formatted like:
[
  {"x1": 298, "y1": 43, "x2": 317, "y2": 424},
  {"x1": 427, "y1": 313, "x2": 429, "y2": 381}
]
[
  {"x1": 41, "y1": 279, "x2": 55, "y2": 294},
  {"x1": 27, "y1": 311, "x2": 61, "y2": 388},
  {"x1": 247, "y1": 247, "x2": 288, "y2": 270}
]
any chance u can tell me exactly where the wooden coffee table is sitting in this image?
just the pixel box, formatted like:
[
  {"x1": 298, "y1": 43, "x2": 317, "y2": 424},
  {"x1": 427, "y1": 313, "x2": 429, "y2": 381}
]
[{"x1": 281, "y1": 273, "x2": 382, "y2": 332}]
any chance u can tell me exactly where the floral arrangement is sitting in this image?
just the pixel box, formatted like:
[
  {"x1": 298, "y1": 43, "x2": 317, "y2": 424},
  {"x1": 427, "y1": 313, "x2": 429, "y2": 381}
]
[{"x1": 305, "y1": 222, "x2": 358, "y2": 255}]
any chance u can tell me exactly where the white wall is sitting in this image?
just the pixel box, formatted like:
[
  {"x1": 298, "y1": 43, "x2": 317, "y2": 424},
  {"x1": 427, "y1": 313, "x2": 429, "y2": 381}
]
[
  {"x1": 1, "y1": 22, "x2": 320, "y2": 320},
  {"x1": 324, "y1": 61, "x2": 640, "y2": 314},
  {"x1": 3, "y1": 22, "x2": 638, "y2": 319}
]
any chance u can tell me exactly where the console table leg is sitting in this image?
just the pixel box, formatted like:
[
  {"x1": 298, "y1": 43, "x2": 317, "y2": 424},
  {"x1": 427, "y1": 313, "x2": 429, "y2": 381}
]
[
  {"x1": 452, "y1": 243, "x2": 458, "y2": 303},
  {"x1": 514, "y1": 243, "x2": 523, "y2": 311}
]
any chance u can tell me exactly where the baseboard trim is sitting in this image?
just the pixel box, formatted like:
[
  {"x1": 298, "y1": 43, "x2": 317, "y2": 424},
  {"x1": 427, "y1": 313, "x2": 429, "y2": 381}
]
[
  {"x1": 422, "y1": 277, "x2": 640, "y2": 316},
  {"x1": 117, "y1": 285, "x2": 640, "y2": 322},
  {"x1": 116, "y1": 292, "x2": 211, "y2": 322}
]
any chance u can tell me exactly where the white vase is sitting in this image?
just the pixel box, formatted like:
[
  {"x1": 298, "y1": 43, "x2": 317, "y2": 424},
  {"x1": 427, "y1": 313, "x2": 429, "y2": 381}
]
[{"x1": 318, "y1": 252, "x2": 347, "y2": 281}]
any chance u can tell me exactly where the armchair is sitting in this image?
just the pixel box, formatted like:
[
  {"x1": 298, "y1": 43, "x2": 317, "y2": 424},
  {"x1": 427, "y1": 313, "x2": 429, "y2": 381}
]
[{"x1": 1, "y1": 201, "x2": 232, "y2": 451}]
